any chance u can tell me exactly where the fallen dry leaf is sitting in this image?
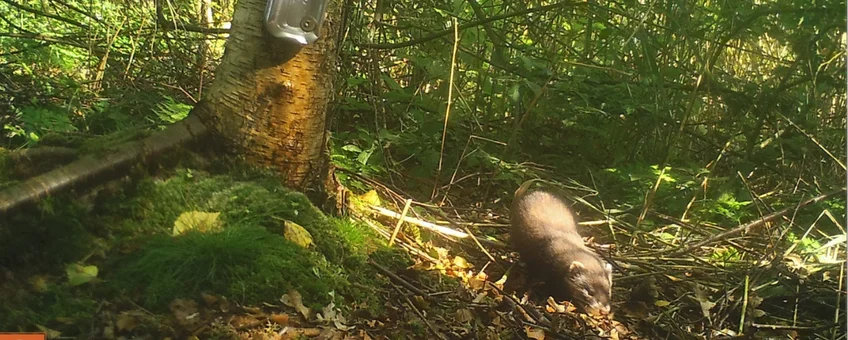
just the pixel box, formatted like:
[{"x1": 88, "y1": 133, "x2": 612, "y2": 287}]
[
  {"x1": 283, "y1": 220, "x2": 314, "y2": 248},
  {"x1": 468, "y1": 272, "x2": 488, "y2": 290},
  {"x1": 200, "y1": 292, "x2": 219, "y2": 305},
  {"x1": 317, "y1": 302, "x2": 353, "y2": 331},
  {"x1": 270, "y1": 313, "x2": 290, "y2": 325},
  {"x1": 229, "y1": 314, "x2": 263, "y2": 330},
  {"x1": 316, "y1": 328, "x2": 340, "y2": 340},
  {"x1": 281, "y1": 290, "x2": 311, "y2": 319},
  {"x1": 116, "y1": 311, "x2": 141, "y2": 331},
  {"x1": 173, "y1": 211, "x2": 222, "y2": 235},
  {"x1": 694, "y1": 285, "x2": 716, "y2": 320},
  {"x1": 455, "y1": 308, "x2": 473, "y2": 323},
  {"x1": 546, "y1": 297, "x2": 566, "y2": 313},
  {"x1": 282, "y1": 327, "x2": 322, "y2": 339},
  {"x1": 453, "y1": 256, "x2": 471, "y2": 269},
  {"x1": 525, "y1": 326, "x2": 545, "y2": 340},
  {"x1": 169, "y1": 298, "x2": 199, "y2": 328}
]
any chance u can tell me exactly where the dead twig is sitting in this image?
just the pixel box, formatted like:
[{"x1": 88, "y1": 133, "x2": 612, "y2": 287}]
[
  {"x1": 419, "y1": 204, "x2": 500, "y2": 263},
  {"x1": 368, "y1": 259, "x2": 429, "y2": 297},
  {"x1": 388, "y1": 198, "x2": 413, "y2": 246},
  {"x1": 355, "y1": 215, "x2": 441, "y2": 264},
  {"x1": 487, "y1": 282, "x2": 544, "y2": 325},
  {"x1": 388, "y1": 280, "x2": 446, "y2": 340},
  {"x1": 777, "y1": 112, "x2": 846, "y2": 171},
  {"x1": 370, "y1": 205, "x2": 508, "y2": 249},
  {"x1": 668, "y1": 189, "x2": 845, "y2": 256},
  {"x1": 371, "y1": 205, "x2": 467, "y2": 238}
]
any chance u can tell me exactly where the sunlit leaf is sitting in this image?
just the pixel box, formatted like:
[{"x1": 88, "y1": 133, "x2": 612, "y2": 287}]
[{"x1": 66, "y1": 263, "x2": 98, "y2": 286}]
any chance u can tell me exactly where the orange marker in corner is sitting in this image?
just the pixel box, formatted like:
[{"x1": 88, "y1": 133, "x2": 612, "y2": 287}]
[{"x1": 0, "y1": 333, "x2": 46, "y2": 340}]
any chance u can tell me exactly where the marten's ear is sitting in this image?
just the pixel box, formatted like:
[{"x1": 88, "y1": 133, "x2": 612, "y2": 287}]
[
  {"x1": 605, "y1": 263, "x2": 613, "y2": 274},
  {"x1": 569, "y1": 261, "x2": 586, "y2": 272}
]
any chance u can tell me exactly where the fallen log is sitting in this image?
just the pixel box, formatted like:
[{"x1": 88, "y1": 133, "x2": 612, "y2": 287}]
[{"x1": 0, "y1": 114, "x2": 209, "y2": 217}]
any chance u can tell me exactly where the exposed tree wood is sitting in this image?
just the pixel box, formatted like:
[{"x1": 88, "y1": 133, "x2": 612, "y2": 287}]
[
  {"x1": 198, "y1": 0, "x2": 341, "y2": 190},
  {"x1": 7, "y1": 146, "x2": 78, "y2": 164},
  {"x1": 4, "y1": 146, "x2": 78, "y2": 179},
  {"x1": 0, "y1": 115, "x2": 208, "y2": 217}
]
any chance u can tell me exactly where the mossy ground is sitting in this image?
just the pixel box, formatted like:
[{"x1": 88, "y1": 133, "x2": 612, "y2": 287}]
[{"x1": 0, "y1": 163, "x2": 405, "y2": 335}]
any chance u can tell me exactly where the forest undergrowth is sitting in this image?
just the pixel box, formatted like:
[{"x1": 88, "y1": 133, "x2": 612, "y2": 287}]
[{"x1": 1, "y1": 0, "x2": 845, "y2": 338}]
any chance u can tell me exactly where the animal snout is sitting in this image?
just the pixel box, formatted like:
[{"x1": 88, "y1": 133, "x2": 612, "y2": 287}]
[{"x1": 587, "y1": 302, "x2": 611, "y2": 315}]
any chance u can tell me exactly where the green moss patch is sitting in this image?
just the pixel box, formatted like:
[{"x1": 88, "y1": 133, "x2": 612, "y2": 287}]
[
  {"x1": 0, "y1": 165, "x2": 413, "y2": 334},
  {"x1": 110, "y1": 226, "x2": 344, "y2": 309},
  {"x1": 106, "y1": 169, "x2": 395, "y2": 311}
]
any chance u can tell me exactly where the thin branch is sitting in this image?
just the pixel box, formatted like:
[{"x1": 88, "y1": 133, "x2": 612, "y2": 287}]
[
  {"x1": 358, "y1": 1, "x2": 577, "y2": 49},
  {"x1": 51, "y1": 0, "x2": 119, "y2": 31},
  {"x1": 0, "y1": 32, "x2": 87, "y2": 49},
  {"x1": 368, "y1": 259, "x2": 429, "y2": 297},
  {"x1": 370, "y1": 205, "x2": 508, "y2": 249},
  {"x1": 432, "y1": 18, "x2": 459, "y2": 199},
  {"x1": 0, "y1": 0, "x2": 87, "y2": 28},
  {"x1": 669, "y1": 189, "x2": 846, "y2": 256},
  {"x1": 157, "y1": 21, "x2": 231, "y2": 35},
  {"x1": 777, "y1": 112, "x2": 847, "y2": 171},
  {"x1": 0, "y1": 42, "x2": 52, "y2": 57}
]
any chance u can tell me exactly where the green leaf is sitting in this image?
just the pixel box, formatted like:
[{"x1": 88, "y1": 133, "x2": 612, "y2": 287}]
[
  {"x1": 154, "y1": 96, "x2": 191, "y2": 124},
  {"x1": 342, "y1": 144, "x2": 362, "y2": 153},
  {"x1": 508, "y1": 84, "x2": 521, "y2": 103},
  {"x1": 66, "y1": 263, "x2": 99, "y2": 286},
  {"x1": 356, "y1": 145, "x2": 375, "y2": 165}
]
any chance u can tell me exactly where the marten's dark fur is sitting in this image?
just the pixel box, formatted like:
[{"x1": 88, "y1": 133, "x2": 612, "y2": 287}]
[{"x1": 510, "y1": 180, "x2": 612, "y2": 313}]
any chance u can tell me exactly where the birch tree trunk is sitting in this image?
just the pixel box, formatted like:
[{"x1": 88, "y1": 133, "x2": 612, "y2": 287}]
[{"x1": 198, "y1": 0, "x2": 340, "y2": 190}]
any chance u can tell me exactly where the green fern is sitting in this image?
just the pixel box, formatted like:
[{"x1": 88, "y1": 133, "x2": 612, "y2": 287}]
[{"x1": 153, "y1": 96, "x2": 192, "y2": 125}]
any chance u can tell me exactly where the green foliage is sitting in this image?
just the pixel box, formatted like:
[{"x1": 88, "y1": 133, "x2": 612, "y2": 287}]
[
  {"x1": 1, "y1": 0, "x2": 845, "y2": 336},
  {"x1": 785, "y1": 232, "x2": 824, "y2": 256},
  {"x1": 595, "y1": 164, "x2": 703, "y2": 213},
  {"x1": 152, "y1": 96, "x2": 192, "y2": 126},
  {"x1": 110, "y1": 226, "x2": 342, "y2": 309},
  {"x1": 331, "y1": 129, "x2": 387, "y2": 192},
  {"x1": 16, "y1": 105, "x2": 78, "y2": 146},
  {"x1": 0, "y1": 197, "x2": 101, "y2": 333},
  {"x1": 111, "y1": 169, "x2": 392, "y2": 311},
  {"x1": 709, "y1": 247, "x2": 742, "y2": 267},
  {"x1": 707, "y1": 192, "x2": 753, "y2": 225},
  {"x1": 0, "y1": 196, "x2": 96, "y2": 270},
  {"x1": 0, "y1": 282, "x2": 97, "y2": 331},
  {"x1": 0, "y1": 0, "x2": 225, "y2": 148}
]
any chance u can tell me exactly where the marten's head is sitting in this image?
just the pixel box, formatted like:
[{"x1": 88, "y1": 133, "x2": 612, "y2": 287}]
[{"x1": 558, "y1": 251, "x2": 613, "y2": 314}]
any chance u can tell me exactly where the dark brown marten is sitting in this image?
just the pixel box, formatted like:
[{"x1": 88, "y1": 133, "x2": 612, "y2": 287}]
[{"x1": 510, "y1": 180, "x2": 612, "y2": 314}]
